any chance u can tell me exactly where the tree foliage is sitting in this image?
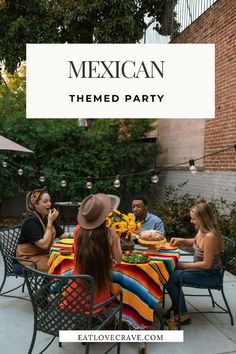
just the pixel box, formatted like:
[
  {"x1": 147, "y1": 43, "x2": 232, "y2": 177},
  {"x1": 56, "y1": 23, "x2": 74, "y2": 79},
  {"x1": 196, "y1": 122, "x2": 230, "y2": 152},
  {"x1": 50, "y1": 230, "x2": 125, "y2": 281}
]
[
  {"x1": 0, "y1": 70, "x2": 161, "y2": 203},
  {"x1": 0, "y1": 0, "x2": 59, "y2": 72},
  {"x1": 0, "y1": 0, "x2": 178, "y2": 72}
]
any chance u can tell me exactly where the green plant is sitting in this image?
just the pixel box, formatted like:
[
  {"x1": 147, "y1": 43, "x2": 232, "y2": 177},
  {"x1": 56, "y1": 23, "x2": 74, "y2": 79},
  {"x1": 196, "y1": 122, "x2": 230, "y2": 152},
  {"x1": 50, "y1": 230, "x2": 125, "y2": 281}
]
[
  {"x1": 152, "y1": 182, "x2": 236, "y2": 240},
  {"x1": 151, "y1": 182, "x2": 198, "y2": 238},
  {"x1": 228, "y1": 210, "x2": 236, "y2": 241},
  {"x1": 151, "y1": 183, "x2": 236, "y2": 274},
  {"x1": 0, "y1": 69, "x2": 161, "y2": 204},
  {"x1": 228, "y1": 257, "x2": 236, "y2": 274}
]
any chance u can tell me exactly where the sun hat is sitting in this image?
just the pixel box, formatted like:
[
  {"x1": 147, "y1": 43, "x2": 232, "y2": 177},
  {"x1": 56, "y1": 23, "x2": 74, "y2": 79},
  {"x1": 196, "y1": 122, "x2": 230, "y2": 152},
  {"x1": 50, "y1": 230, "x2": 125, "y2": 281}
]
[
  {"x1": 107, "y1": 194, "x2": 120, "y2": 210},
  {"x1": 77, "y1": 193, "x2": 112, "y2": 229}
]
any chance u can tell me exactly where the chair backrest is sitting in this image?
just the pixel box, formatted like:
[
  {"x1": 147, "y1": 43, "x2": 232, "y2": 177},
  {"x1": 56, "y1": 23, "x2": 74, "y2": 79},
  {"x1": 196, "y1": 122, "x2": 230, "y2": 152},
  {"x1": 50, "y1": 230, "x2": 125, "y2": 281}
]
[
  {"x1": 24, "y1": 267, "x2": 96, "y2": 336},
  {"x1": 0, "y1": 226, "x2": 21, "y2": 274},
  {"x1": 221, "y1": 236, "x2": 236, "y2": 267}
]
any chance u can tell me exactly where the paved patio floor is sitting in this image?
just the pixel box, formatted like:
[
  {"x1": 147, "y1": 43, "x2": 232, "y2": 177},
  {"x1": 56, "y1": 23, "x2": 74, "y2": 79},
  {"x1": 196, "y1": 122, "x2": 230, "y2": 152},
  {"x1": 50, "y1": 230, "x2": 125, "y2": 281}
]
[{"x1": 1, "y1": 255, "x2": 236, "y2": 354}]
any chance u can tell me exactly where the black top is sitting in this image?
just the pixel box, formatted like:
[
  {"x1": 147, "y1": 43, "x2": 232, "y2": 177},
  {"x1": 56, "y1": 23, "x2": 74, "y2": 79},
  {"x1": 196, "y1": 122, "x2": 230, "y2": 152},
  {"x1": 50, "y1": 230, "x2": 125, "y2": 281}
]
[{"x1": 18, "y1": 213, "x2": 64, "y2": 244}]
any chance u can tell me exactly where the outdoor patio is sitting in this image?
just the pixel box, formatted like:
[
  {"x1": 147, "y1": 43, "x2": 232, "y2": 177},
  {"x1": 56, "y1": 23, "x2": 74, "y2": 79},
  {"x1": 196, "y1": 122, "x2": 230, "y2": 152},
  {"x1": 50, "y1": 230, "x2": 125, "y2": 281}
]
[{"x1": 1, "y1": 253, "x2": 236, "y2": 354}]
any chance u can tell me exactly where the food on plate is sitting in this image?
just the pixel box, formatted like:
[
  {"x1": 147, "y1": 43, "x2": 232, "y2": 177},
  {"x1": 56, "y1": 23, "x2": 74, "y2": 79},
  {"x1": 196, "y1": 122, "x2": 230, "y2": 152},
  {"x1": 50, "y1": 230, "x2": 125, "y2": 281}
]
[
  {"x1": 155, "y1": 243, "x2": 178, "y2": 250},
  {"x1": 141, "y1": 251, "x2": 148, "y2": 257},
  {"x1": 122, "y1": 252, "x2": 150, "y2": 264},
  {"x1": 139, "y1": 230, "x2": 165, "y2": 241},
  {"x1": 138, "y1": 231, "x2": 167, "y2": 246},
  {"x1": 125, "y1": 250, "x2": 131, "y2": 256}
]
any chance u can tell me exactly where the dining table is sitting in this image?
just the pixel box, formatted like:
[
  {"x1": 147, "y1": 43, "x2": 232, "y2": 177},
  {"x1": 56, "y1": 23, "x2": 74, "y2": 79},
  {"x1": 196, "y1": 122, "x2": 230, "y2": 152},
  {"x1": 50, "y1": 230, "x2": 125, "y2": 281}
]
[{"x1": 48, "y1": 239, "x2": 180, "y2": 329}]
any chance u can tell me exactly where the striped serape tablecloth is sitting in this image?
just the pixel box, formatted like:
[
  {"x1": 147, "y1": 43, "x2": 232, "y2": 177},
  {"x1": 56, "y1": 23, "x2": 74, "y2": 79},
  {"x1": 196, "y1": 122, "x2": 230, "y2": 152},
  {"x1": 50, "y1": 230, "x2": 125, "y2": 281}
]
[
  {"x1": 48, "y1": 241, "x2": 75, "y2": 274},
  {"x1": 48, "y1": 241, "x2": 180, "y2": 329},
  {"x1": 111, "y1": 246, "x2": 180, "y2": 329}
]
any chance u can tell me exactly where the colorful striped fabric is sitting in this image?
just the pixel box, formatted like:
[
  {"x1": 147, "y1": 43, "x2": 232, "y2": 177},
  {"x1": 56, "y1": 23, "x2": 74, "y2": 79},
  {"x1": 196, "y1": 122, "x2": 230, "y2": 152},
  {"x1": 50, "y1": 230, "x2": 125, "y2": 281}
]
[
  {"x1": 48, "y1": 241, "x2": 75, "y2": 274},
  {"x1": 48, "y1": 241, "x2": 180, "y2": 328},
  {"x1": 111, "y1": 250, "x2": 180, "y2": 328}
]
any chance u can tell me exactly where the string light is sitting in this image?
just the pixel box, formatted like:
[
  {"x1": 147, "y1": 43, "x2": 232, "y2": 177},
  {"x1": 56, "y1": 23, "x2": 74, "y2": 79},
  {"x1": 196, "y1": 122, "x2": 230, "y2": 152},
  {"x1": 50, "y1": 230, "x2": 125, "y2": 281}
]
[
  {"x1": 113, "y1": 175, "x2": 121, "y2": 188},
  {"x1": 2, "y1": 143, "x2": 235, "y2": 187},
  {"x1": 18, "y1": 166, "x2": 24, "y2": 176},
  {"x1": 86, "y1": 176, "x2": 93, "y2": 189},
  {"x1": 150, "y1": 169, "x2": 159, "y2": 183},
  {"x1": 189, "y1": 160, "x2": 197, "y2": 175},
  {"x1": 39, "y1": 171, "x2": 45, "y2": 183},
  {"x1": 60, "y1": 176, "x2": 67, "y2": 187}
]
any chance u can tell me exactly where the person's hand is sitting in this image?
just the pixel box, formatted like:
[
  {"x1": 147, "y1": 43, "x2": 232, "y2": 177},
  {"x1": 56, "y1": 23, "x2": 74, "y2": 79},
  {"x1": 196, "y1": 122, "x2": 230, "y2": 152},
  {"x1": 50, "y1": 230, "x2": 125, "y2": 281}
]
[
  {"x1": 170, "y1": 237, "x2": 184, "y2": 246},
  {"x1": 59, "y1": 232, "x2": 74, "y2": 240},
  {"x1": 132, "y1": 230, "x2": 141, "y2": 239},
  {"x1": 48, "y1": 208, "x2": 59, "y2": 222}
]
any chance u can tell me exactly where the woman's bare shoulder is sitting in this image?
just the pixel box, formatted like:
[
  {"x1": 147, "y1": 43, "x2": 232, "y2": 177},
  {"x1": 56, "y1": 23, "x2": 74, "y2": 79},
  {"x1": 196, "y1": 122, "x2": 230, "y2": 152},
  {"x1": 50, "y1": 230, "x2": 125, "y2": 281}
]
[
  {"x1": 204, "y1": 232, "x2": 218, "y2": 243},
  {"x1": 205, "y1": 231, "x2": 217, "y2": 238}
]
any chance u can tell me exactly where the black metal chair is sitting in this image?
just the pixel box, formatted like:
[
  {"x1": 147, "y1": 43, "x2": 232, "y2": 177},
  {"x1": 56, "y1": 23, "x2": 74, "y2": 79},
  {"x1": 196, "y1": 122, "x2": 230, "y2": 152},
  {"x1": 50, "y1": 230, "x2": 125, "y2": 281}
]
[
  {"x1": 177, "y1": 236, "x2": 235, "y2": 328},
  {"x1": 0, "y1": 225, "x2": 36, "y2": 300},
  {"x1": 24, "y1": 267, "x2": 123, "y2": 354}
]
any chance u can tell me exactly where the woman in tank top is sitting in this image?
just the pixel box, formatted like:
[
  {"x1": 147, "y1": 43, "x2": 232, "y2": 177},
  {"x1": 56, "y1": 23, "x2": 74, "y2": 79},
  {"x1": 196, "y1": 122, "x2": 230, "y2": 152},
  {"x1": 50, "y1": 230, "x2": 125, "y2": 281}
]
[{"x1": 165, "y1": 202, "x2": 223, "y2": 325}]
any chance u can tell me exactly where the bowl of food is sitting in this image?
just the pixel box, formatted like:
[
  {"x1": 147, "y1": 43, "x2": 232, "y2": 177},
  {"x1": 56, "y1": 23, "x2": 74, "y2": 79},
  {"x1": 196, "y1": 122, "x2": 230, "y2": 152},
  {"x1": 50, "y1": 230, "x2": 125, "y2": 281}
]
[
  {"x1": 137, "y1": 230, "x2": 167, "y2": 247},
  {"x1": 59, "y1": 246, "x2": 73, "y2": 255}
]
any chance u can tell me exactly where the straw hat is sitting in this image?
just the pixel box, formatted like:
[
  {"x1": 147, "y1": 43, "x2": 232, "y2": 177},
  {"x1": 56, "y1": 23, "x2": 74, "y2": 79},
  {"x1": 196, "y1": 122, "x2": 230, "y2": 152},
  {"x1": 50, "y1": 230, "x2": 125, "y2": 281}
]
[{"x1": 78, "y1": 193, "x2": 111, "y2": 229}]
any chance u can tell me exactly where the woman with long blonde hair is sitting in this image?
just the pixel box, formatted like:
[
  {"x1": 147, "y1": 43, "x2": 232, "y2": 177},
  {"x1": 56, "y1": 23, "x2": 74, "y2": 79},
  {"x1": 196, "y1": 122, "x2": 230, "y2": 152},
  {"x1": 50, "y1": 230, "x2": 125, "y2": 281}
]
[{"x1": 165, "y1": 202, "x2": 223, "y2": 325}]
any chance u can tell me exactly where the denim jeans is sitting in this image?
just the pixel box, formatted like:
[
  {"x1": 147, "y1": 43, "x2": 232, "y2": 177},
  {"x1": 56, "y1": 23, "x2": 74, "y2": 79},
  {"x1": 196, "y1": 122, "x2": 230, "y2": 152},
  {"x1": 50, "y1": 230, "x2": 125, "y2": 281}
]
[
  {"x1": 50, "y1": 269, "x2": 73, "y2": 293},
  {"x1": 165, "y1": 268, "x2": 221, "y2": 314}
]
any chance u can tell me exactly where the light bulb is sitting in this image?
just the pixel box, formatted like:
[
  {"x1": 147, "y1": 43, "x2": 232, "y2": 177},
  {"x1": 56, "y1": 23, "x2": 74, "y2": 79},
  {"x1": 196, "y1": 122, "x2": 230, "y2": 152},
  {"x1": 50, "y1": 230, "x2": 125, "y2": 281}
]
[
  {"x1": 39, "y1": 175, "x2": 45, "y2": 183},
  {"x1": 2, "y1": 160, "x2": 7, "y2": 168},
  {"x1": 61, "y1": 179, "x2": 67, "y2": 187},
  {"x1": 86, "y1": 181, "x2": 93, "y2": 189},
  {"x1": 114, "y1": 175, "x2": 121, "y2": 188},
  {"x1": 151, "y1": 174, "x2": 159, "y2": 183},
  {"x1": 189, "y1": 165, "x2": 197, "y2": 175},
  {"x1": 18, "y1": 168, "x2": 23, "y2": 176}
]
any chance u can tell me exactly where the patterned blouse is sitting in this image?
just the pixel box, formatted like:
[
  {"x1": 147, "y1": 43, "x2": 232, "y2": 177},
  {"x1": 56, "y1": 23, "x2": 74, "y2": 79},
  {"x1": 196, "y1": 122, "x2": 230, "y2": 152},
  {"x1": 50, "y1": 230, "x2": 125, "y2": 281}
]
[{"x1": 193, "y1": 242, "x2": 221, "y2": 269}]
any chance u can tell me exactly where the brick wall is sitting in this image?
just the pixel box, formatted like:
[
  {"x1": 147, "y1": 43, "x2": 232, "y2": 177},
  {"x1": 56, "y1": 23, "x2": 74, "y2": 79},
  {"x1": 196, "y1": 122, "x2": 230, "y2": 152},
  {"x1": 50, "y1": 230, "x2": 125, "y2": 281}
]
[{"x1": 172, "y1": 0, "x2": 236, "y2": 171}]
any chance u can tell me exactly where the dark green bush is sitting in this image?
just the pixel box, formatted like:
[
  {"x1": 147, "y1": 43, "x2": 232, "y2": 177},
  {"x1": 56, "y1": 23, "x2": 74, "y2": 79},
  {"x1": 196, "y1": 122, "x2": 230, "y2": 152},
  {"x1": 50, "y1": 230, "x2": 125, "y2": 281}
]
[
  {"x1": 228, "y1": 210, "x2": 236, "y2": 241},
  {"x1": 151, "y1": 182, "x2": 199, "y2": 239},
  {"x1": 151, "y1": 183, "x2": 236, "y2": 274},
  {"x1": 152, "y1": 182, "x2": 235, "y2": 239}
]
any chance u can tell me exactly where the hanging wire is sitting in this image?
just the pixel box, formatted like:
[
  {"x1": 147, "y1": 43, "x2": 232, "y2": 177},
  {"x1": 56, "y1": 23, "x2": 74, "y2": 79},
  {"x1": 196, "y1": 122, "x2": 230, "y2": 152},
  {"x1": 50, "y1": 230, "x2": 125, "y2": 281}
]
[{"x1": 1, "y1": 143, "x2": 236, "y2": 183}]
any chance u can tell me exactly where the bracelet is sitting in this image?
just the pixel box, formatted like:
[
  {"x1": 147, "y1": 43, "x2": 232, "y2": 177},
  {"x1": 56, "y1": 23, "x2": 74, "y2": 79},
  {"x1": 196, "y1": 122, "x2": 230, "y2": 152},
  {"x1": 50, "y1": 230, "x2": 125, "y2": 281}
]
[{"x1": 46, "y1": 225, "x2": 52, "y2": 230}]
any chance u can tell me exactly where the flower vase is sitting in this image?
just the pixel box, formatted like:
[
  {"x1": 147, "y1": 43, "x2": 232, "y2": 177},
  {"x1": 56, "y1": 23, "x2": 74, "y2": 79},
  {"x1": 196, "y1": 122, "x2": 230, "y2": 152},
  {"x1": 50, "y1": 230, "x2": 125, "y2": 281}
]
[{"x1": 120, "y1": 234, "x2": 135, "y2": 252}]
